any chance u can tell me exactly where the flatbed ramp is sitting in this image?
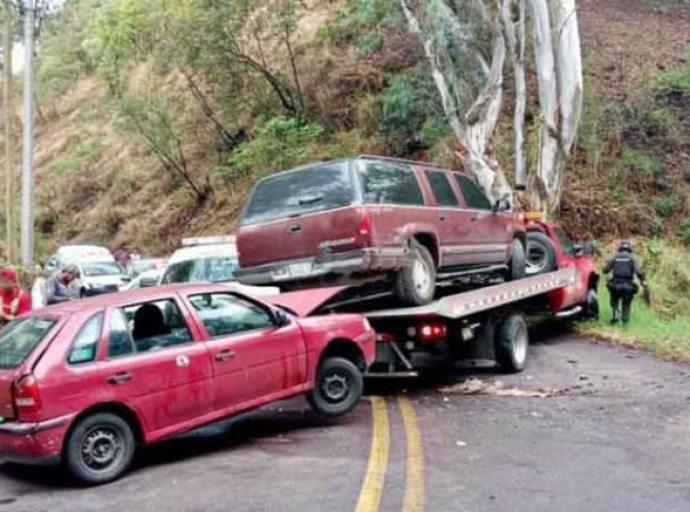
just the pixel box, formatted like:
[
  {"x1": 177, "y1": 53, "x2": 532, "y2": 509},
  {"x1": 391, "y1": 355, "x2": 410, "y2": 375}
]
[{"x1": 365, "y1": 267, "x2": 576, "y2": 320}]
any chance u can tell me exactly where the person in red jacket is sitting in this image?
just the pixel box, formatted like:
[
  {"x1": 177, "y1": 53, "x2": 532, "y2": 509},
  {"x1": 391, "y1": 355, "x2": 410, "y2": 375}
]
[{"x1": 0, "y1": 267, "x2": 32, "y2": 327}]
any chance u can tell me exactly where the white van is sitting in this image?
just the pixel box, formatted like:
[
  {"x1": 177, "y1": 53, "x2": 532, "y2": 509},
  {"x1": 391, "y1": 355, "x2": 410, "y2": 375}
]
[{"x1": 160, "y1": 236, "x2": 279, "y2": 296}]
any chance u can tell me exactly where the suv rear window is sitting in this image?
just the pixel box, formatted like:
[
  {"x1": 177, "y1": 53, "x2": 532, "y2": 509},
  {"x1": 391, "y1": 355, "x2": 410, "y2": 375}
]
[
  {"x1": 161, "y1": 256, "x2": 238, "y2": 284},
  {"x1": 425, "y1": 170, "x2": 459, "y2": 206},
  {"x1": 0, "y1": 317, "x2": 56, "y2": 369},
  {"x1": 241, "y1": 163, "x2": 354, "y2": 225},
  {"x1": 358, "y1": 161, "x2": 424, "y2": 206}
]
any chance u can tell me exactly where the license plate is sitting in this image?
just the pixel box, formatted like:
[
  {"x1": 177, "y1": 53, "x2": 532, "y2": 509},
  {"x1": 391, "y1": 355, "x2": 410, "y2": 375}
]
[{"x1": 288, "y1": 262, "x2": 312, "y2": 277}]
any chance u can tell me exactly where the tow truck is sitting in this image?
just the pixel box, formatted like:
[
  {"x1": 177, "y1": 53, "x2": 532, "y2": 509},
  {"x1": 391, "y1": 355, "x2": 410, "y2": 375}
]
[{"x1": 270, "y1": 214, "x2": 599, "y2": 377}]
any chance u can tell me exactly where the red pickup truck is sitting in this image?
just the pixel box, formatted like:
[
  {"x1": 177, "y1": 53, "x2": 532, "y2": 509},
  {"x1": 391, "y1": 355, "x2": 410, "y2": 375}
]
[{"x1": 0, "y1": 284, "x2": 375, "y2": 485}]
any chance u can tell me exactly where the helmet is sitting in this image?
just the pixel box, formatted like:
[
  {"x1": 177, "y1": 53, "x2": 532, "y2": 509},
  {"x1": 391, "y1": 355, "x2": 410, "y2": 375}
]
[{"x1": 619, "y1": 241, "x2": 633, "y2": 253}]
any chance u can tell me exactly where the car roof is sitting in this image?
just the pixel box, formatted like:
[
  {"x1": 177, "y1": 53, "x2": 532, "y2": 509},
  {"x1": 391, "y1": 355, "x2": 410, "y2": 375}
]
[{"x1": 34, "y1": 283, "x2": 234, "y2": 315}]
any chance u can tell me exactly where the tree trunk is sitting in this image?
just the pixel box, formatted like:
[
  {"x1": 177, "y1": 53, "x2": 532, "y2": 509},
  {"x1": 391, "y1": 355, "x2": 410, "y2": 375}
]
[{"x1": 3, "y1": 0, "x2": 15, "y2": 263}]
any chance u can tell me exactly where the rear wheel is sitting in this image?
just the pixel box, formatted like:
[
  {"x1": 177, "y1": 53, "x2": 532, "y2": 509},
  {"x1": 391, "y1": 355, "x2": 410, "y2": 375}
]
[
  {"x1": 64, "y1": 412, "x2": 136, "y2": 486},
  {"x1": 394, "y1": 239, "x2": 436, "y2": 306},
  {"x1": 526, "y1": 232, "x2": 558, "y2": 276},
  {"x1": 494, "y1": 314, "x2": 529, "y2": 373},
  {"x1": 307, "y1": 357, "x2": 364, "y2": 417},
  {"x1": 506, "y1": 239, "x2": 527, "y2": 281}
]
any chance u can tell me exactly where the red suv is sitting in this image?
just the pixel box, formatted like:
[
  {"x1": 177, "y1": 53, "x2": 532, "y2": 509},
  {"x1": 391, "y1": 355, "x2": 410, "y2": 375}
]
[
  {"x1": 0, "y1": 285, "x2": 375, "y2": 485},
  {"x1": 236, "y1": 156, "x2": 527, "y2": 305}
]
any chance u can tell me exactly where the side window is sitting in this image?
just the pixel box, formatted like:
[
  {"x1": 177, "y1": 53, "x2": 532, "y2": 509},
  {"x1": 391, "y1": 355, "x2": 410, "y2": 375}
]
[
  {"x1": 108, "y1": 300, "x2": 193, "y2": 358},
  {"x1": 68, "y1": 313, "x2": 104, "y2": 364},
  {"x1": 425, "y1": 170, "x2": 459, "y2": 207},
  {"x1": 108, "y1": 309, "x2": 135, "y2": 358},
  {"x1": 358, "y1": 161, "x2": 425, "y2": 206},
  {"x1": 455, "y1": 174, "x2": 492, "y2": 210},
  {"x1": 189, "y1": 293, "x2": 274, "y2": 338}
]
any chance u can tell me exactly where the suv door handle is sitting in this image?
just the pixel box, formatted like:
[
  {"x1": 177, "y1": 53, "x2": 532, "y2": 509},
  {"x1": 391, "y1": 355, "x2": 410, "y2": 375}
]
[
  {"x1": 470, "y1": 216, "x2": 478, "y2": 222},
  {"x1": 107, "y1": 372, "x2": 133, "y2": 385},
  {"x1": 215, "y1": 350, "x2": 235, "y2": 362},
  {"x1": 438, "y1": 214, "x2": 447, "y2": 221}
]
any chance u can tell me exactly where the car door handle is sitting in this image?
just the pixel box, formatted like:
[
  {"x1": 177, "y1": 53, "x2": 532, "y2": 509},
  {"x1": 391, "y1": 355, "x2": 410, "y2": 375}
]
[
  {"x1": 214, "y1": 350, "x2": 235, "y2": 362},
  {"x1": 438, "y1": 214, "x2": 447, "y2": 221},
  {"x1": 288, "y1": 224, "x2": 301, "y2": 233},
  {"x1": 471, "y1": 216, "x2": 478, "y2": 222},
  {"x1": 107, "y1": 372, "x2": 133, "y2": 385}
]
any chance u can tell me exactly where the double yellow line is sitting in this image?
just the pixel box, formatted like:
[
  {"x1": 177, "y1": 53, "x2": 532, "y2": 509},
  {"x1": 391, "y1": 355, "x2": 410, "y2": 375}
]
[{"x1": 355, "y1": 396, "x2": 424, "y2": 512}]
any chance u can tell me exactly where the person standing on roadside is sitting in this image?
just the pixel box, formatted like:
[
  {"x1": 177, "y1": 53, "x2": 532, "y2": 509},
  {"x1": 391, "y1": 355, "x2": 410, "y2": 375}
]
[
  {"x1": 45, "y1": 265, "x2": 80, "y2": 305},
  {"x1": 0, "y1": 267, "x2": 32, "y2": 327},
  {"x1": 603, "y1": 241, "x2": 646, "y2": 324}
]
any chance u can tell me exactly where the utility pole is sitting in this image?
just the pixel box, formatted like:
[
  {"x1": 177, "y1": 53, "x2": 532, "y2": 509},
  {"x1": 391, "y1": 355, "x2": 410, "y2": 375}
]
[
  {"x1": 20, "y1": 0, "x2": 34, "y2": 266},
  {"x1": 3, "y1": 0, "x2": 15, "y2": 264}
]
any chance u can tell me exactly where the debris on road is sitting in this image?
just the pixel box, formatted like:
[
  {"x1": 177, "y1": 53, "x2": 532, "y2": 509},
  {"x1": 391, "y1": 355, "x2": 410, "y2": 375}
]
[{"x1": 439, "y1": 378, "x2": 564, "y2": 398}]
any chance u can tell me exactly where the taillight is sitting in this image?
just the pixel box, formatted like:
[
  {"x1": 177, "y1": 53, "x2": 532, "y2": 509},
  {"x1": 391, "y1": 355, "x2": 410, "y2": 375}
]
[
  {"x1": 357, "y1": 210, "x2": 372, "y2": 238},
  {"x1": 13, "y1": 374, "x2": 42, "y2": 421},
  {"x1": 417, "y1": 323, "x2": 447, "y2": 343}
]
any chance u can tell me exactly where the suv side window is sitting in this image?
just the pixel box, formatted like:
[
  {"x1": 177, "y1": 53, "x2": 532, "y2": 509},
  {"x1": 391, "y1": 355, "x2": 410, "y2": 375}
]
[
  {"x1": 358, "y1": 161, "x2": 424, "y2": 206},
  {"x1": 189, "y1": 293, "x2": 274, "y2": 338},
  {"x1": 454, "y1": 174, "x2": 492, "y2": 210},
  {"x1": 425, "y1": 170, "x2": 459, "y2": 207},
  {"x1": 68, "y1": 312, "x2": 104, "y2": 364}
]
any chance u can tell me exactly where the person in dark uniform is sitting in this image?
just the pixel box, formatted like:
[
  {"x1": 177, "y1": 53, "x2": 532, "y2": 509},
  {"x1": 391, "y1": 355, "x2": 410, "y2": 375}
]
[{"x1": 603, "y1": 241, "x2": 646, "y2": 324}]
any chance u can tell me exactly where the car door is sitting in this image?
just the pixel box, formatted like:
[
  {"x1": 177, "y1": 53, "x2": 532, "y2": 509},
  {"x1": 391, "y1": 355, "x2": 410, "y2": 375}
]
[
  {"x1": 96, "y1": 297, "x2": 215, "y2": 437},
  {"x1": 453, "y1": 173, "x2": 508, "y2": 265},
  {"x1": 185, "y1": 292, "x2": 306, "y2": 414},
  {"x1": 422, "y1": 169, "x2": 471, "y2": 268}
]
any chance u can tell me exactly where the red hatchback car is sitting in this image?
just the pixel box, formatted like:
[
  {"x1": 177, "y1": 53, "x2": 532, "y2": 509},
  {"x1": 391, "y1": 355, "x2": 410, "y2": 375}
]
[
  {"x1": 0, "y1": 284, "x2": 375, "y2": 485},
  {"x1": 236, "y1": 156, "x2": 526, "y2": 306}
]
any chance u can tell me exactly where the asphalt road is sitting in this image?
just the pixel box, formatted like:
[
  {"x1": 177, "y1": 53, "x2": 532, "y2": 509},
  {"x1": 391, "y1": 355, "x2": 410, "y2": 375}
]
[{"x1": 1, "y1": 333, "x2": 690, "y2": 512}]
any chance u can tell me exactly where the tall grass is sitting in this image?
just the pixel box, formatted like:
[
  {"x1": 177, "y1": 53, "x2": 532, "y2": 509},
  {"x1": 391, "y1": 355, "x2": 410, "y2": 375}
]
[{"x1": 581, "y1": 240, "x2": 690, "y2": 360}]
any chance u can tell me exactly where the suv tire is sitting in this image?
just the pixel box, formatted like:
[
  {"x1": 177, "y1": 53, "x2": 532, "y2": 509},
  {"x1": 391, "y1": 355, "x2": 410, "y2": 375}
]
[
  {"x1": 307, "y1": 357, "x2": 364, "y2": 417},
  {"x1": 394, "y1": 239, "x2": 436, "y2": 306},
  {"x1": 526, "y1": 231, "x2": 558, "y2": 276},
  {"x1": 507, "y1": 239, "x2": 527, "y2": 281},
  {"x1": 64, "y1": 412, "x2": 136, "y2": 486}
]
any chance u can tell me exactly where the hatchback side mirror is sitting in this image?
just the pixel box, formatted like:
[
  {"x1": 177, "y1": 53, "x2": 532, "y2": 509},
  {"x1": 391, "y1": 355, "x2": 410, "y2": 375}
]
[{"x1": 273, "y1": 308, "x2": 291, "y2": 327}]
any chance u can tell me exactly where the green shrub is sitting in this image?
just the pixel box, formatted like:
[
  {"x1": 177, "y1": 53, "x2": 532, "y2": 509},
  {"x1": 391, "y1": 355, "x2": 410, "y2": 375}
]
[
  {"x1": 681, "y1": 218, "x2": 690, "y2": 246},
  {"x1": 620, "y1": 147, "x2": 664, "y2": 181},
  {"x1": 651, "y1": 197, "x2": 679, "y2": 218}
]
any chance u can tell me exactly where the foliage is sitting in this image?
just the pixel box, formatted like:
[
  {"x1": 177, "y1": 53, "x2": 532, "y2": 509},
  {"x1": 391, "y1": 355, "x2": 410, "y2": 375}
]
[
  {"x1": 657, "y1": 49, "x2": 690, "y2": 95},
  {"x1": 220, "y1": 117, "x2": 325, "y2": 180},
  {"x1": 650, "y1": 197, "x2": 678, "y2": 218},
  {"x1": 380, "y1": 64, "x2": 447, "y2": 152}
]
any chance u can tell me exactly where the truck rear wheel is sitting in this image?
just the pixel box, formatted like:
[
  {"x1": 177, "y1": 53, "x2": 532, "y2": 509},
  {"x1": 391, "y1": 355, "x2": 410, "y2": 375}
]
[
  {"x1": 307, "y1": 357, "x2": 364, "y2": 417},
  {"x1": 494, "y1": 314, "x2": 529, "y2": 373},
  {"x1": 394, "y1": 239, "x2": 436, "y2": 306},
  {"x1": 526, "y1": 231, "x2": 558, "y2": 276}
]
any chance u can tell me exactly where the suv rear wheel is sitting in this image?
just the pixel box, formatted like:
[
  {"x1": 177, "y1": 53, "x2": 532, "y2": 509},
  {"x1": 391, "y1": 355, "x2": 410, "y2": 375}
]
[{"x1": 394, "y1": 239, "x2": 436, "y2": 306}]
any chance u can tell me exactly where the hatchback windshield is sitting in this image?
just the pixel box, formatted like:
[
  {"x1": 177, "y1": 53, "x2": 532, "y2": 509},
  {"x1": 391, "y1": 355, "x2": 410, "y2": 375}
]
[
  {"x1": 0, "y1": 317, "x2": 57, "y2": 369},
  {"x1": 82, "y1": 262, "x2": 122, "y2": 277},
  {"x1": 161, "y1": 257, "x2": 238, "y2": 284},
  {"x1": 241, "y1": 162, "x2": 354, "y2": 225}
]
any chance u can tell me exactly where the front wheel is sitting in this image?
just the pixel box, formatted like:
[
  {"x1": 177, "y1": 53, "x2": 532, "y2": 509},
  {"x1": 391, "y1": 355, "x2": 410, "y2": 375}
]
[
  {"x1": 307, "y1": 357, "x2": 364, "y2": 417},
  {"x1": 64, "y1": 412, "x2": 136, "y2": 486},
  {"x1": 582, "y1": 288, "x2": 600, "y2": 320}
]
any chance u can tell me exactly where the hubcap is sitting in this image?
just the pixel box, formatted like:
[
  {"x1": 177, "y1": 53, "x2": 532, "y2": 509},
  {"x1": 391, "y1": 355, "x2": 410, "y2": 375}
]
[
  {"x1": 412, "y1": 258, "x2": 432, "y2": 295},
  {"x1": 526, "y1": 244, "x2": 548, "y2": 275},
  {"x1": 512, "y1": 323, "x2": 528, "y2": 366},
  {"x1": 81, "y1": 427, "x2": 122, "y2": 471},
  {"x1": 321, "y1": 372, "x2": 350, "y2": 403}
]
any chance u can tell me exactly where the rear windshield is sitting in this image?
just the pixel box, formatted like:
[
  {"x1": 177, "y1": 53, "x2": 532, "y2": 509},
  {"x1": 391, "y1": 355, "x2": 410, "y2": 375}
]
[
  {"x1": 161, "y1": 257, "x2": 238, "y2": 284},
  {"x1": 241, "y1": 162, "x2": 354, "y2": 225},
  {"x1": 82, "y1": 261, "x2": 122, "y2": 277},
  {"x1": 0, "y1": 317, "x2": 57, "y2": 369}
]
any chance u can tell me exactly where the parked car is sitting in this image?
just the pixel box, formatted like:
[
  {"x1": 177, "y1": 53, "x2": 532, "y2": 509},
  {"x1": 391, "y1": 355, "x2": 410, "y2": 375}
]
[
  {"x1": 236, "y1": 155, "x2": 527, "y2": 306},
  {"x1": 124, "y1": 258, "x2": 167, "y2": 281},
  {"x1": 70, "y1": 257, "x2": 127, "y2": 297},
  {"x1": 161, "y1": 236, "x2": 279, "y2": 296},
  {"x1": 45, "y1": 245, "x2": 113, "y2": 273},
  {"x1": 0, "y1": 284, "x2": 375, "y2": 484},
  {"x1": 121, "y1": 268, "x2": 164, "y2": 291}
]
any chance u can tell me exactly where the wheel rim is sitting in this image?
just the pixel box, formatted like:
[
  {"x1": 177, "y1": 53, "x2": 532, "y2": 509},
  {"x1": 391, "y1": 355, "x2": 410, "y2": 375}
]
[
  {"x1": 80, "y1": 426, "x2": 124, "y2": 472},
  {"x1": 412, "y1": 257, "x2": 432, "y2": 296},
  {"x1": 321, "y1": 371, "x2": 351, "y2": 403},
  {"x1": 526, "y1": 243, "x2": 548, "y2": 275},
  {"x1": 512, "y1": 322, "x2": 528, "y2": 366}
]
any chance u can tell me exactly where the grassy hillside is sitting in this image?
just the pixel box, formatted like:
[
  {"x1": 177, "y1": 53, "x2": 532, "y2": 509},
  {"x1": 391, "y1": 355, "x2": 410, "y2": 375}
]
[{"x1": 1, "y1": 0, "x2": 690, "y2": 258}]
